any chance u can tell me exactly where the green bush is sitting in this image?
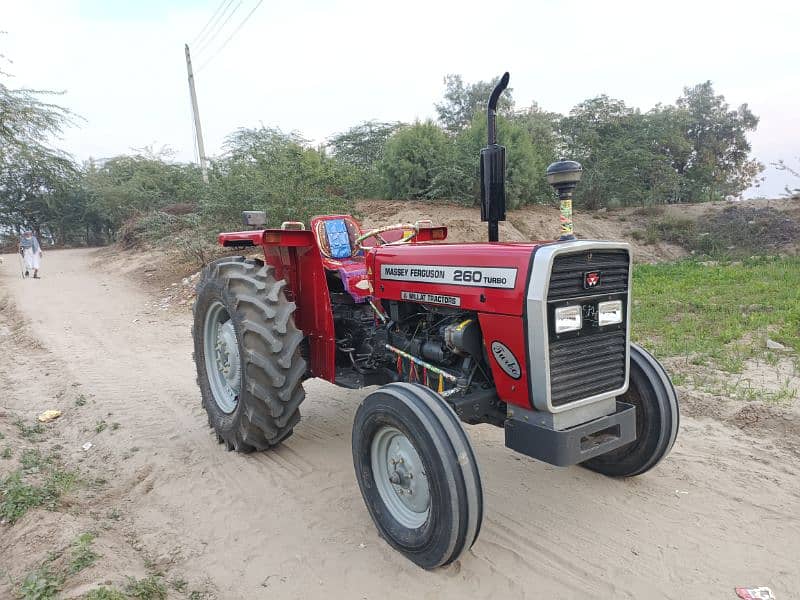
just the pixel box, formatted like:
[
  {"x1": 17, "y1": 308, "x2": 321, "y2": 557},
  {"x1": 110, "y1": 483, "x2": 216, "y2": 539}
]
[
  {"x1": 380, "y1": 121, "x2": 456, "y2": 200},
  {"x1": 201, "y1": 127, "x2": 353, "y2": 228}
]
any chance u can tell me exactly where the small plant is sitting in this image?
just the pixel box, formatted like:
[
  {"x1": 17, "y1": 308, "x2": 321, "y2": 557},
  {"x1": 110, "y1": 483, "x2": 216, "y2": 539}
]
[
  {"x1": 111, "y1": 422, "x2": 121, "y2": 431},
  {"x1": 69, "y1": 531, "x2": 99, "y2": 574},
  {"x1": 1, "y1": 446, "x2": 12, "y2": 459},
  {"x1": 0, "y1": 472, "x2": 47, "y2": 523},
  {"x1": 95, "y1": 420, "x2": 108, "y2": 433},
  {"x1": 19, "y1": 567, "x2": 62, "y2": 600},
  {"x1": 0, "y1": 465, "x2": 77, "y2": 523},
  {"x1": 15, "y1": 418, "x2": 45, "y2": 440},
  {"x1": 170, "y1": 577, "x2": 188, "y2": 593},
  {"x1": 107, "y1": 508, "x2": 121, "y2": 520},
  {"x1": 84, "y1": 587, "x2": 127, "y2": 600},
  {"x1": 21, "y1": 448, "x2": 53, "y2": 472},
  {"x1": 75, "y1": 395, "x2": 87, "y2": 407},
  {"x1": 125, "y1": 575, "x2": 167, "y2": 600}
]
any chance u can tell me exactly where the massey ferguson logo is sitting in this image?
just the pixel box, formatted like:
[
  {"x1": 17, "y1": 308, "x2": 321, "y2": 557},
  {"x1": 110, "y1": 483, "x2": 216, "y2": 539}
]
[{"x1": 584, "y1": 271, "x2": 600, "y2": 289}]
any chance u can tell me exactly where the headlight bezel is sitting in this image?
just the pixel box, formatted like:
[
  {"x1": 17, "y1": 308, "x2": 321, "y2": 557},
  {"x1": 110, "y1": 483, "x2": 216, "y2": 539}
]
[
  {"x1": 554, "y1": 304, "x2": 583, "y2": 334},
  {"x1": 597, "y1": 299, "x2": 624, "y2": 327}
]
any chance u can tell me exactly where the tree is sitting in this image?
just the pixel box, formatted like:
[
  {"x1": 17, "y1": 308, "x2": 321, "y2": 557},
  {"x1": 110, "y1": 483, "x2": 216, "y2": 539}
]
[
  {"x1": 677, "y1": 81, "x2": 763, "y2": 201},
  {"x1": 203, "y1": 126, "x2": 351, "y2": 227},
  {"x1": 455, "y1": 112, "x2": 554, "y2": 208},
  {"x1": 380, "y1": 121, "x2": 456, "y2": 199},
  {"x1": 0, "y1": 83, "x2": 75, "y2": 161},
  {"x1": 0, "y1": 144, "x2": 77, "y2": 238},
  {"x1": 560, "y1": 96, "x2": 691, "y2": 208},
  {"x1": 84, "y1": 149, "x2": 204, "y2": 228},
  {"x1": 772, "y1": 158, "x2": 800, "y2": 198},
  {"x1": 435, "y1": 74, "x2": 514, "y2": 134},
  {"x1": 328, "y1": 120, "x2": 403, "y2": 197}
]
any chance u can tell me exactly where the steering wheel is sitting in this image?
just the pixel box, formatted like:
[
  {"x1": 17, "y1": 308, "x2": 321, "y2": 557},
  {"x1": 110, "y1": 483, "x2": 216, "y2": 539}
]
[{"x1": 353, "y1": 223, "x2": 419, "y2": 255}]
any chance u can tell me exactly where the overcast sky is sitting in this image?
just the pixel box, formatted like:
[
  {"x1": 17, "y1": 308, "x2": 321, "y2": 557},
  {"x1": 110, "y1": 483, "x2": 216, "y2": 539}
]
[{"x1": 3, "y1": 0, "x2": 798, "y2": 197}]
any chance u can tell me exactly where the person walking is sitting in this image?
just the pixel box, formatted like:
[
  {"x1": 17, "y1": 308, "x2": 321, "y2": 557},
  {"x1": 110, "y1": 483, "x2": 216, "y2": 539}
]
[{"x1": 19, "y1": 230, "x2": 43, "y2": 279}]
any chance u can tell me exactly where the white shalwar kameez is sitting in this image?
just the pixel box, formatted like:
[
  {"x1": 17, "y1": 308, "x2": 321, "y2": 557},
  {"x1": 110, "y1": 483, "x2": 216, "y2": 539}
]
[{"x1": 23, "y1": 247, "x2": 41, "y2": 271}]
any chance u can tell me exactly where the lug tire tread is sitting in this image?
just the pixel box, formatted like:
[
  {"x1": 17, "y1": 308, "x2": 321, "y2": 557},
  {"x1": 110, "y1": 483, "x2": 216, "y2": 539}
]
[{"x1": 193, "y1": 256, "x2": 306, "y2": 452}]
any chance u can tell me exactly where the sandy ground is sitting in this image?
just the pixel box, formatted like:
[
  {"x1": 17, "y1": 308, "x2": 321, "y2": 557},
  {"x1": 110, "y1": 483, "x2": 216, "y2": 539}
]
[{"x1": 1, "y1": 248, "x2": 799, "y2": 599}]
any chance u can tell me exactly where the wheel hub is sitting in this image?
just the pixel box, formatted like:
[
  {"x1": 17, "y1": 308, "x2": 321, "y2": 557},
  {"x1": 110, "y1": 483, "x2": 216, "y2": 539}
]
[
  {"x1": 216, "y1": 320, "x2": 241, "y2": 389},
  {"x1": 371, "y1": 427, "x2": 430, "y2": 528},
  {"x1": 203, "y1": 301, "x2": 241, "y2": 413}
]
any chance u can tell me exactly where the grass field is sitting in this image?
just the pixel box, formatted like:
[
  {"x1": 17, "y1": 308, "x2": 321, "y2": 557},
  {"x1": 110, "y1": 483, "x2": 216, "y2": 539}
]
[{"x1": 632, "y1": 256, "x2": 800, "y2": 375}]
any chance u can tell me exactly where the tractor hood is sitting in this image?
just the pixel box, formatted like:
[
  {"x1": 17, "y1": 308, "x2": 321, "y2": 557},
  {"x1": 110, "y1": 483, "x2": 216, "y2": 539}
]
[{"x1": 369, "y1": 242, "x2": 542, "y2": 316}]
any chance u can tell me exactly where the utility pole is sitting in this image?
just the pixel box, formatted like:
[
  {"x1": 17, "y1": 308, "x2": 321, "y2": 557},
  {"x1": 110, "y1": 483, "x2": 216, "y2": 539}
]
[{"x1": 184, "y1": 44, "x2": 209, "y2": 183}]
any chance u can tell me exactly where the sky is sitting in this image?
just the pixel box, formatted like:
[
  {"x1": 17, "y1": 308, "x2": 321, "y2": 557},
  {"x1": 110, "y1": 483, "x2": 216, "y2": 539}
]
[{"x1": 2, "y1": 0, "x2": 798, "y2": 197}]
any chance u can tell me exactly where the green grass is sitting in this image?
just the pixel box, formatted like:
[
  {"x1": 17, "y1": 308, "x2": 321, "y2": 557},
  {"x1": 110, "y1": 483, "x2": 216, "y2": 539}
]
[
  {"x1": 75, "y1": 394, "x2": 87, "y2": 407},
  {"x1": 0, "y1": 465, "x2": 77, "y2": 523},
  {"x1": 633, "y1": 257, "x2": 800, "y2": 372},
  {"x1": 69, "y1": 532, "x2": 99, "y2": 574},
  {"x1": 84, "y1": 588, "x2": 127, "y2": 600},
  {"x1": 15, "y1": 419, "x2": 45, "y2": 440},
  {"x1": 125, "y1": 575, "x2": 167, "y2": 600},
  {"x1": 17, "y1": 532, "x2": 102, "y2": 600},
  {"x1": 1, "y1": 446, "x2": 12, "y2": 459},
  {"x1": 19, "y1": 567, "x2": 62, "y2": 600},
  {"x1": 95, "y1": 420, "x2": 108, "y2": 434},
  {"x1": 21, "y1": 449, "x2": 54, "y2": 472},
  {"x1": 169, "y1": 577, "x2": 188, "y2": 593}
]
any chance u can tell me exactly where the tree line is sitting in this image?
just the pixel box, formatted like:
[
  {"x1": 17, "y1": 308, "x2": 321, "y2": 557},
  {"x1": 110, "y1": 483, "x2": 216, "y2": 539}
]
[{"x1": 1, "y1": 71, "x2": 764, "y2": 247}]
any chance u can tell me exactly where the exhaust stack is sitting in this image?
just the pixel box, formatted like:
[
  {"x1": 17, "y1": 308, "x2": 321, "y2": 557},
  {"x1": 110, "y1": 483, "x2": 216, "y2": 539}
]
[
  {"x1": 546, "y1": 159, "x2": 582, "y2": 240},
  {"x1": 480, "y1": 72, "x2": 510, "y2": 242}
]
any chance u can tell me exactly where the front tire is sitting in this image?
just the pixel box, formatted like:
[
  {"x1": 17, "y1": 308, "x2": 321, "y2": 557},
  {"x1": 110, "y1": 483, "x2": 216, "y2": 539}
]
[
  {"x1": 352, "y1": 383, "x2": 483, "y2": 569},
  {"x1": 193, "y1": 257, "x2": 306, "y2": 452},
  {"x1": 582, "y1": 344, "x2": 679, "y2": 477}
]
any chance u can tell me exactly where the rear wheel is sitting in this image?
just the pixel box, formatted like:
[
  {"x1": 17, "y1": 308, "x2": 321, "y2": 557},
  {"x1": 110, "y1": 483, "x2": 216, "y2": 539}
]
[
  {"x1": 352, "y1": 383, "x2": 483, "y2": 569},
  {"x1": 193, "y1": 256, "x2": 306, "y2": 451},
  {"x1": 582, "y1": 344, "x2": 679, "y2": 477}
]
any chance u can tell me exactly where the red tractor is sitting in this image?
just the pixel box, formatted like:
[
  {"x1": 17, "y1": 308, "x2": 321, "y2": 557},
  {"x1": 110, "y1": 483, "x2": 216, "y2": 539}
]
[{"x1": 192, "y1": 73, "x2": 679, "y2": 569}]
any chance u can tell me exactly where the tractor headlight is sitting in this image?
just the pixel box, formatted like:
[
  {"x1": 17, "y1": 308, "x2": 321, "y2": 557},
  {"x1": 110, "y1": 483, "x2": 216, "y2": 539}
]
[
  {"x1": 598, "y1": 300, "x2": 623, "y2": 326},
  {"x1": 554, "y1": 305, "x2": 582, "y2": 333}
]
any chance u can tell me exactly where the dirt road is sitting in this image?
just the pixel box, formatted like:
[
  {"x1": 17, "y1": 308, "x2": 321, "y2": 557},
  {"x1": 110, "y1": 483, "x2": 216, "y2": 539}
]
[{"x1": 1, "y1": 248, "x2": 798, "y2": 599}]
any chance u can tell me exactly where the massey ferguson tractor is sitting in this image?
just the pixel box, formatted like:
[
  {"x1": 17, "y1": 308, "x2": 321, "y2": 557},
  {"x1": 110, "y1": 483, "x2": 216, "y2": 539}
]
[{"x1": 192, "y1": 73, "x2": 679, "y2": 569}]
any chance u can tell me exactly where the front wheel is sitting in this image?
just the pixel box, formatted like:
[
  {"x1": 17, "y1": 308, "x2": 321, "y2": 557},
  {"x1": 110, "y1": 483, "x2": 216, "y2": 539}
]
[
  {"x1": 352, "y1": 383, "x2": 483, "y2": 569},
  {"x1": 582, "y1": 344, "x2": 679, "y2": 477}
]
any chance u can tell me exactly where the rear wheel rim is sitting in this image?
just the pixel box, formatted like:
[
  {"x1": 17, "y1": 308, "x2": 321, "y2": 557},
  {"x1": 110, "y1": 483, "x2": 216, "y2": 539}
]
[
  {"x1": 370, "y1": 426, "x2": 430, "y2": 529},
  {"x1": 203, "y1": 301, "x2": 241, "y2": 413}
]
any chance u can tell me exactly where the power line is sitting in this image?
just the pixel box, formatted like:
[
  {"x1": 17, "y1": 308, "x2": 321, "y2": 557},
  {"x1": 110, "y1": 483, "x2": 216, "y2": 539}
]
[
  {"x1": 191, "y1": 0, "x2": 232, "y2": 46},
  {"x1": 196, "y1": 0, "x2": 243, "y2": 56},
  {"x1": 197, "y1": 0, "x2": 264, "y2": 72}
]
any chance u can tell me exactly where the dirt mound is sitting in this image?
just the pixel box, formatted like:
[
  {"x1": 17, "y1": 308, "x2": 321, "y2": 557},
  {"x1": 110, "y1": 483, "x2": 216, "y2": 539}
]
[
  {"x1": 356, "y1": 200, "x2": 686, "y2": 263},
  {"x1": 705, "y1": 205, "x2": 800, "y2": 254}
]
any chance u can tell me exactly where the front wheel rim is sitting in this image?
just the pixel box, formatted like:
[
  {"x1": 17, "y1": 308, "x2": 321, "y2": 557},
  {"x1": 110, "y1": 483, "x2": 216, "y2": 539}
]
[
  {"x1": 203, "y1": 301, "x2": 241, "y2": 413},
  {"x1": 370, "y1": 426, "x2": 430, "y2": 529}
]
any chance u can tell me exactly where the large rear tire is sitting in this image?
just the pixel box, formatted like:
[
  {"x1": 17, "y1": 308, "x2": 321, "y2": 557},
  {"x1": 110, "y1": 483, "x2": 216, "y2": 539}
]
[
  {"x1": 352, "y1": 383, "x2": 483, "y2": 569},
  {"x1": 582, "y1": 344, "x2": 679, "y2": 477},
  {"x1": 193, "y1": 256, "x2": 306, "y2": 452}
]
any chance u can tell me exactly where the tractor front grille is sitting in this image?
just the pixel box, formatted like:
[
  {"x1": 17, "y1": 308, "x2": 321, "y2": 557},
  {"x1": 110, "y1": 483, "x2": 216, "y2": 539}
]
[
  {"x1": 547, "y1": 249, "x2": 630, "y2": 301},
  {"x1": 545, "y1": 246, "x2": 630, "y2": 408},
  {"x1": 526, "y1": 242, "x2": 632, "y2": 412},
  {"x1": 548, "y1": 329, "x2": 627, "y2": 407}
]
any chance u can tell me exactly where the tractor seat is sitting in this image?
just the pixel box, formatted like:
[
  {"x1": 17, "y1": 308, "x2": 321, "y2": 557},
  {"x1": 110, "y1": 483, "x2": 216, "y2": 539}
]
[
  {"x1": 313, "y1": 215, "x2": 363, "y2": 261},
  {"x1": 311, "y1": 215, "x2": 370, "y2": 303}
]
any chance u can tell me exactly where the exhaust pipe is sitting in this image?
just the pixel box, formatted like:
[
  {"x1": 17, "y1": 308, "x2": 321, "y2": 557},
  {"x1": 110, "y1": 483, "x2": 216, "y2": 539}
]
[{"x1": 480, "y1": 72, "x2": 510, "y2": 243}]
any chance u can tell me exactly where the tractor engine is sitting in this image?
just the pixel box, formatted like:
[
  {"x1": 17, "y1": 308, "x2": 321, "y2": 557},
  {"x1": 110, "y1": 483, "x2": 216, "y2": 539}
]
[{"x1": 330, "y1": 291, "x2": 504, "y2": 425}]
